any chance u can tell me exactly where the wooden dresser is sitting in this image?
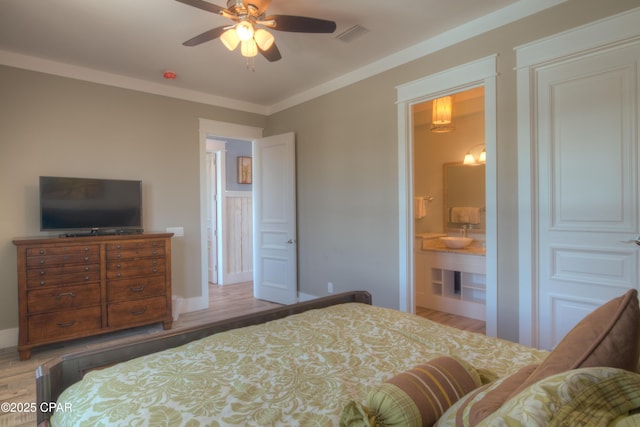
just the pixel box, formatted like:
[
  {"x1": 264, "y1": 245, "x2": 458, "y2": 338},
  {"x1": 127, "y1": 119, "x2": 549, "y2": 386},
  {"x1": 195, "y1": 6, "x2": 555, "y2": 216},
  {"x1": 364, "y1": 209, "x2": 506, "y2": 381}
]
[{"x1": 13, "y1": 233, "x2": 173, "y2": 360}]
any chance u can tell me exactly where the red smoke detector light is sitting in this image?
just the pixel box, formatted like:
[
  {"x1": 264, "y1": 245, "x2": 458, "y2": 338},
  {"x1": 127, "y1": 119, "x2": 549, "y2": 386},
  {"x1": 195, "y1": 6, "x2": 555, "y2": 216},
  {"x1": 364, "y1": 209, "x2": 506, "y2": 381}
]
[{"x1": 163, "y1": 71, "x2": 177, "y2": 80}]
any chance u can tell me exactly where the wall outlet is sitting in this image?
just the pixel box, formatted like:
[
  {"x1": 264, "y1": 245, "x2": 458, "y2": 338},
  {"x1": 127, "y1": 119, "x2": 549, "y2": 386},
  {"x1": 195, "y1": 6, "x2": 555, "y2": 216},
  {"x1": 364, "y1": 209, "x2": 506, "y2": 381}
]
[
  {"x1": 166, "y1": 226, "x2": 184, "y2": 237},
  {"x1": 327, "y1": 282, "x2": 334, "y2": 294}
]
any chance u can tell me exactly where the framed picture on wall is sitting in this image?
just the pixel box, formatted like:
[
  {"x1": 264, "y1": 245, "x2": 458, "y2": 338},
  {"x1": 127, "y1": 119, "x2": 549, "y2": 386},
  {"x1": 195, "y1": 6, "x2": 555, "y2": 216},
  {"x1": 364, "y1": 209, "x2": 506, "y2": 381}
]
[{"x1": 238, "y1": 156, "x2": 252, "y2": 184}]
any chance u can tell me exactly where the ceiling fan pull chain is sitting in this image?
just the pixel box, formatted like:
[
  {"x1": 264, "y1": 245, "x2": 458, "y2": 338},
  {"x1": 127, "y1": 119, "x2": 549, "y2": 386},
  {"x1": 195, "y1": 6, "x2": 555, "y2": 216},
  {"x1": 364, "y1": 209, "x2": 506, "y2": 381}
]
[{"x1": 246, "y1": 56, "x2": 255, "y2": 72}]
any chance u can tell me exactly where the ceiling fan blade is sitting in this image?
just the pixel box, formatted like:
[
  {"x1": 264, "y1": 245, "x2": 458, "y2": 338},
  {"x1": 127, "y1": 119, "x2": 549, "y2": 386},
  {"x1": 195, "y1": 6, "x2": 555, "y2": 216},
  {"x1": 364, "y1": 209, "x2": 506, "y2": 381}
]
[
  {"x1": 183, "y1": 26, "x2": 227, "y2": 46},
  {"x1": 175, "y1": 0, "x2": 226, "y2": 14},
  {"x1": 259, "y1": 42, "x2": 282, "y2": 62},
  {"x1": 266, "y1": 15, "x2": 336, "y2": 33}
]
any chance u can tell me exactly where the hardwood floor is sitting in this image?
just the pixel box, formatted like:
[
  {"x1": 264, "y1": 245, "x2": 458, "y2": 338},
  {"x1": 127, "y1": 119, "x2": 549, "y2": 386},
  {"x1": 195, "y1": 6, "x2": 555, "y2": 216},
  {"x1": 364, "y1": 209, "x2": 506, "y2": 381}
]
[
  {"x1": 0, "y1": 282, "x2": 483, "y2": 427},
  {"x1": 416, "y1": 306, "x2": 486, "y2": 334}
]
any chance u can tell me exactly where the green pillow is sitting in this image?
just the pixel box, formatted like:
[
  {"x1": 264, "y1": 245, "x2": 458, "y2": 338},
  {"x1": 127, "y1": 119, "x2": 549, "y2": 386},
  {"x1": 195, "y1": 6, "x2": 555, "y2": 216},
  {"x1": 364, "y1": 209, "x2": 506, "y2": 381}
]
[{"x1": 475, "y1": 367, "x2": 640, "y2": 427}]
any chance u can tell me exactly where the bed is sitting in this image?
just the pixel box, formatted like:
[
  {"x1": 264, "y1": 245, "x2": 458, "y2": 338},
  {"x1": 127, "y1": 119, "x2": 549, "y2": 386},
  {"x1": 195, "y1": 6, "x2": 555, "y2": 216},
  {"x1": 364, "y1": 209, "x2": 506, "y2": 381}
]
[{"x1": 38, "y1": 290, "x2": 640, "y2": 427}]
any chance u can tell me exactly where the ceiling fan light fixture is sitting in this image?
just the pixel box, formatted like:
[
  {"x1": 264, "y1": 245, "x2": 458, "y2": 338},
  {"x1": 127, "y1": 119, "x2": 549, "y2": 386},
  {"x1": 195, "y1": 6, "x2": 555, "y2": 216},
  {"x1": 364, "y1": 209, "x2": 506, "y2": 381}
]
[
  {"x1": 241, "y1": 39, "x2": 258, "y2": 57},
  {"x1": 254, "y1": 29, "x2": 275, "y2": 51},
  {"x1": 220, "y1": 28, "x2": 240, "y2": 51},
  {"x1": 236, "y1": 21, "x2": 255, "y2": 42}
]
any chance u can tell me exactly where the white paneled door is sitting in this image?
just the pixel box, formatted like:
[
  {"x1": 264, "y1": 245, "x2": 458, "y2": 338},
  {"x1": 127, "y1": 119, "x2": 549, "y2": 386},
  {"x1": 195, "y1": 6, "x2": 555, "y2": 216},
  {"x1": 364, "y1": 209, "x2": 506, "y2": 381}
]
[
  {"x1": 253, "y1": 133, "x2": 297, "y2": 304},
  {"x1": 533, "y1": 41, "x2": 640, "y2": 349}
]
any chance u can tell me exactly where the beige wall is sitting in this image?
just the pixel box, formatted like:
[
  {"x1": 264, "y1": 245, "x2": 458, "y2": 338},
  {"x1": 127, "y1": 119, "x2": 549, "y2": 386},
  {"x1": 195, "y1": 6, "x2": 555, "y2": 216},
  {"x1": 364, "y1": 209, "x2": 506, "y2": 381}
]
[
  {"x1": 0, "y1": 66, "x2": 266, "y2": 331},
  {"x1": 0, "y1": 0, "x2": 637, "y2": 342},
  {"x1": 265, "y1": 0, "x2": 639, "y2": 341}
]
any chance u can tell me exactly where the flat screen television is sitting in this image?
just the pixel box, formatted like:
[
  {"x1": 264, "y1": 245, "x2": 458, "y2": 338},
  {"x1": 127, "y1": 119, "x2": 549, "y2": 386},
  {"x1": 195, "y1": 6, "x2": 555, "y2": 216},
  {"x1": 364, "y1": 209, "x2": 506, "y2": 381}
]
[{"x1": 39, "y1": 176, "x2": 142, "y2": 233}]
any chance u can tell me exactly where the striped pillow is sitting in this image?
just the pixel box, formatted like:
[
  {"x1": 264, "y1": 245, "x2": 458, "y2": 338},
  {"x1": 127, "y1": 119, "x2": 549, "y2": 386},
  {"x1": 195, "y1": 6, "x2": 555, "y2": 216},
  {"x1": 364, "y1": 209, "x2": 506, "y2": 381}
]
[{"x1": 341, "y1": 356, "x2": 482, "y2": 427}]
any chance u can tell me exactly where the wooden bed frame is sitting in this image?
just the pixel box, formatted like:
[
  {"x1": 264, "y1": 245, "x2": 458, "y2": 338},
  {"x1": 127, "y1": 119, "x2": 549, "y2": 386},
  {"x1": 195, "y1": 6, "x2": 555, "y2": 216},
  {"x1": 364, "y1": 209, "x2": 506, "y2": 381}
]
[{"x1": 35, "y1": 291, "x2": 372, "y2": 426}]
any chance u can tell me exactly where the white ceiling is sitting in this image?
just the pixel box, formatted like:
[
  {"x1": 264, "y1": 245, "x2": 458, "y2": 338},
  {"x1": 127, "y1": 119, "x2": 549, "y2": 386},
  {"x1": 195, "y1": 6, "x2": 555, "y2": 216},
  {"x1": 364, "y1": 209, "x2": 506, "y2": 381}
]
[{"x1": 0, "y1": 0, "x2": 564, "y2": 114}]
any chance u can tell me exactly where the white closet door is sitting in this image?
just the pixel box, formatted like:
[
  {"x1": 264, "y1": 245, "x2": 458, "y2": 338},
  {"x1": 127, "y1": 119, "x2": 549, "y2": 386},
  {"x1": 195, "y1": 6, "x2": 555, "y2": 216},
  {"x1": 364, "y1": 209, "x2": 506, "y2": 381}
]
[{"x1": 535, "y1": 43, "x2": 640, "y2": 349}]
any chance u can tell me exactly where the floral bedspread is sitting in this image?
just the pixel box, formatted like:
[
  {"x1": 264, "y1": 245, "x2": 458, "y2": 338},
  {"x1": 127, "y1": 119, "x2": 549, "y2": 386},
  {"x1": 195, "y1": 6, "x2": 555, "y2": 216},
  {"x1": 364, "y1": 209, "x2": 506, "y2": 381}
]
[{"x1": 51, "y1": 303, "x2": 547, "y2": 426}]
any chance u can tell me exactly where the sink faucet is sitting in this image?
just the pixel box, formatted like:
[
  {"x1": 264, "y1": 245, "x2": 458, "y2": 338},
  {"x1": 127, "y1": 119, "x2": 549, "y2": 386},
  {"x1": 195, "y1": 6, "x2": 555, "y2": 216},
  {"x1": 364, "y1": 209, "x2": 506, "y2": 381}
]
[{"x1": 460, "y1": 224, "x2": 473, "y2": 237}]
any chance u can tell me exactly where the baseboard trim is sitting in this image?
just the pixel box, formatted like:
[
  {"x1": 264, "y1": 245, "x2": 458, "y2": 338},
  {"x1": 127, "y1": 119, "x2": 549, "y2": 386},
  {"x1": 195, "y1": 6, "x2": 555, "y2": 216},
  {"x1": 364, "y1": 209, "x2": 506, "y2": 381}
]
[{"x1": 0, "y1": 327, "x2": 19, "y2": 350}]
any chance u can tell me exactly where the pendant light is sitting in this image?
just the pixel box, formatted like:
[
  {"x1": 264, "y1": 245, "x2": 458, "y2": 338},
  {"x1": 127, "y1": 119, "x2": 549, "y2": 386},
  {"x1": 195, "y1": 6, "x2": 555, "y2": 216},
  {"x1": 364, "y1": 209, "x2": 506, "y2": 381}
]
[{"x1": 431, "y1": 96, "x2": 455, "y2": 133}]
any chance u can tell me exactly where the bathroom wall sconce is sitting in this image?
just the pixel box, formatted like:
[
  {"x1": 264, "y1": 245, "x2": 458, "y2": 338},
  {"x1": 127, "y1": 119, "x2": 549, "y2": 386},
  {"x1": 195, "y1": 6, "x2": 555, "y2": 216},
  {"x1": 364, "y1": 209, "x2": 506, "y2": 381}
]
[
  {"x1": 463, "y1": 144, "x2": 486, "y2": 165},
  {"x1": 430, "y1": 96, "x2": 455, "y2": 133}
]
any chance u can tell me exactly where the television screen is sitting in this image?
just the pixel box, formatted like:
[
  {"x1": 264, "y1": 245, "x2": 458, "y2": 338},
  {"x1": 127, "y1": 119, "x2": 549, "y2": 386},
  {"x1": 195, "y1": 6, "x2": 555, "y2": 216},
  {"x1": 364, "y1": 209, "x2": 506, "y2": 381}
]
[{"x1": 40, "y1": 176, "x2": 142, "y2": 231}]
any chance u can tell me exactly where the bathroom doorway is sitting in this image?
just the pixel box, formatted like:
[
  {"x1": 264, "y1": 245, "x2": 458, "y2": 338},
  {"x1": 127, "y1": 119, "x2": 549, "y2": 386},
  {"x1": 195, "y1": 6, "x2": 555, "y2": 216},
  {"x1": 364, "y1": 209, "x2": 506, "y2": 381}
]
[
  {"x1": 413, "y1": 87, "x2": 487, "y2": 324},
  {"x1": 396, "y1": 56, "x2": 498, "y2": 337}
]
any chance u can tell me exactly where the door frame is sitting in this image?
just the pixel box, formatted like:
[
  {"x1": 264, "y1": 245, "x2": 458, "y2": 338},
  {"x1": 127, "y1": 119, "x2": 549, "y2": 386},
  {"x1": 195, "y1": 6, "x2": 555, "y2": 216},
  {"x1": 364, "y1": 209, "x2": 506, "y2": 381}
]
[
  {"x1": 516, "y1": 8, "x2": 640, "y2": 347},
  {"x1": 397, "y1": 55, "x2": 498, "y2": 337},
  {"x1": 198, "y1": 119, "x2": 263, "y2": 310}
]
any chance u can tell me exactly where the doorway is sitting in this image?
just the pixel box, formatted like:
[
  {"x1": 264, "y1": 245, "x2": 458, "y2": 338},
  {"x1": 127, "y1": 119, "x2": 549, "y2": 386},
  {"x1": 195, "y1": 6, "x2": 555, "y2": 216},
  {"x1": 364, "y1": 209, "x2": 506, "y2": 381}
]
[
  {"x1": 413, "y1": 87, "x2": 487, "y2": 320},
  {"x1": 197, "y1": 120, "x2": 263, "y2": 312},
  {"x1": 397, "y1": 56, "x2": 498, "y2": 337},
  {"x1": 198, "y1": 121, "x2": 298, "y2": 311}
]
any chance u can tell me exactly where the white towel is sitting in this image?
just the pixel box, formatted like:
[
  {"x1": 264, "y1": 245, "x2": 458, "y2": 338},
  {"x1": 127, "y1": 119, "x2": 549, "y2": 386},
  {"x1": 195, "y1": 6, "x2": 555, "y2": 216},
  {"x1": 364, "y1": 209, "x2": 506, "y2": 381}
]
[
  {"x1": 414, "y1": 197, "x2": 426, "y2": 219},
  {"x1": 450, "y1": 207, "x2": 480, "y2": 224}
]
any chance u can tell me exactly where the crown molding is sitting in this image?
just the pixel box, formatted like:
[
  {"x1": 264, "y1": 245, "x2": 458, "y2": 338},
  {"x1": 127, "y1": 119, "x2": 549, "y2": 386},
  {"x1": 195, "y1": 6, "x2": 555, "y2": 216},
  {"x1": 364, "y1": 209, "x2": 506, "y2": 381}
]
[
  {"x1": 0, "y1": 50, "x2": 268, "y2": 115},
  {"x1": 1, "y1": 0, "x2": 567, "y2": 117}
]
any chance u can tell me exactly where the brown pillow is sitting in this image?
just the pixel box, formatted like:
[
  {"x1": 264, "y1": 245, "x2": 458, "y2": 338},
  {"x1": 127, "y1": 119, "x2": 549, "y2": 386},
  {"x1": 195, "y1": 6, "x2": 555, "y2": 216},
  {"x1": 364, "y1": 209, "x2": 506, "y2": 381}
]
[
  {"x1": 340, "y1": 356, "x2": 482, "y2": 427},
  {"x1": 510, "y1": 288, "x2": 640, "y2": 398}
]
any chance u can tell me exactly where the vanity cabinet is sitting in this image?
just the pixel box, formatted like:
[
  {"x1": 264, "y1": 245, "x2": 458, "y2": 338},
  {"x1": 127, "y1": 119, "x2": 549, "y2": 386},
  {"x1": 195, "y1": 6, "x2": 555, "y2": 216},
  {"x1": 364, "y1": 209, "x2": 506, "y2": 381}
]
[
  {"x1": 415, "y1": 250, "x2": 486, "y2": 320},
  {"x1": 13, "y1": 233, "x2": 173, "y2": 360}
]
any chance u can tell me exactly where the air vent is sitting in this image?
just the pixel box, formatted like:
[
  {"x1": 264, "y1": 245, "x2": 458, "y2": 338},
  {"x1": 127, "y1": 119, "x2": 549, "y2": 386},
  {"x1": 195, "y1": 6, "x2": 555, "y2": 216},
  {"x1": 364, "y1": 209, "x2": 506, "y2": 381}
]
[{"x1": 335, "y1": 25, "x2": 369, "y2": 43}]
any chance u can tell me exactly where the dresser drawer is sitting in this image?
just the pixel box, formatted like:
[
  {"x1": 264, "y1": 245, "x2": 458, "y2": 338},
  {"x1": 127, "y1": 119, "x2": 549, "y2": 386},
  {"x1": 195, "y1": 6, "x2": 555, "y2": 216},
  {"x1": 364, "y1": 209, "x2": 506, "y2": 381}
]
[
  {"x1": 26, "y1": 263, "x2": 100, "y2": 288},
  {"x1": 26, "y1": 245, "x2": 99, "y2": 257},
  {"x1": 106, "y1": 261, "x2": 166, "y2": 280},
  {"x1": 27, "y1": 283, "x2": 101, "y2": 314},
  {"x1": 106, "y1": 240, "x2": 164, "y2": 251},
  {"x1": 106, "y1": 246, "x2": 165, "y2": 261},
  {"x1": 107, "y1": 296, "x2": 168, "y2": 328},
  {"x1": 107, "y1": 276, "x2": 166, "y2": 302},
  {"x1": 28, "y1": 307, "x2": 102, "y2": 343},
  {"x1": 26, "y1": 249, "x2": 100, "y2": 268}
]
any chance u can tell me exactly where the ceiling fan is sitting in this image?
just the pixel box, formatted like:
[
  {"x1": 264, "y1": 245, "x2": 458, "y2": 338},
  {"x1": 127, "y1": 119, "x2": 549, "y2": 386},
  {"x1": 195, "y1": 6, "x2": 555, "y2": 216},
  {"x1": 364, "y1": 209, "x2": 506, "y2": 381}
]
[{"x1": 176, "y1": 0, "x2": 337, "y2": 62}]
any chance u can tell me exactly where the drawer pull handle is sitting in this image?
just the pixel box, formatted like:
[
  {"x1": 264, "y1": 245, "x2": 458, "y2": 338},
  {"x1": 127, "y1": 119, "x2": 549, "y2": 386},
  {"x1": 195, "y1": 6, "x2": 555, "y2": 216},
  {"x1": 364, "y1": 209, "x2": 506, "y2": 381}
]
[
  {"x1": 152, "y1": 268, "x2": 157, "y2": 273},
  {"x1": 84, "y1": 247, "x2": 89, "y2": 251},
  {"x1": 56, "y1": 320, "x2": 76, "y2": 328},
  {"x1": 152, "y1": 260, "x2": 157, "y2": 265},
  {"x1": 152, "y1": 250, "x2": 158, "y2": 255},
  {"x1": 130, "y1": 308, "x2": 147, "y2": 316},
  {"x1": 152, "y1": 242, "x2": 157, "y2": 246},
  {"x1": 40, "y1": 260, "x2": 45, "y2": 265},
  {"x1": 39, "y1": 249, "x2": 45, "y2": 255},
  {"x1": 84, "y1": 257, "x2": 89, "y2": 261},
  {"x1": 130, "y1": 286, "x2": 145, "y2": 292},
  {"x1": 116, "y1": 264, "x2": 121, "y2": 269},
  {"x1": 40, "y1": 271, "x2": 45, "y2": 276},
  {"x1": 84, "y1": 276, "x2": 90, "y2": 280},
  {"x1": 116, "y1": 245, "x2": 121, "y2": 249},
  {"x1": 116, "y1": 273, "x2": 121, "y2": 278},
  {"x1": 56, "y1": 292, "x2": 76, "y2": 300},
  {"x1": 40, "y1": 281, "x2": 45, "y2": 286},
  {"x1": 84, "y1": 267, "x2": 89, "y2": 271},
  {"x1": 116, "y1": 254, "x2": 121, "y2": 259}
]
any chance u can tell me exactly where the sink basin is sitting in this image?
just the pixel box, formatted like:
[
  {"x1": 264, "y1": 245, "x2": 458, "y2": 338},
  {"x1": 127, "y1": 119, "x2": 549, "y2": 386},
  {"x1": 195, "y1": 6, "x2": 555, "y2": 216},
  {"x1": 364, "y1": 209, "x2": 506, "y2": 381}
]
[{"x1": 440, "y1": 237, "x2": 473, "y2": 249}]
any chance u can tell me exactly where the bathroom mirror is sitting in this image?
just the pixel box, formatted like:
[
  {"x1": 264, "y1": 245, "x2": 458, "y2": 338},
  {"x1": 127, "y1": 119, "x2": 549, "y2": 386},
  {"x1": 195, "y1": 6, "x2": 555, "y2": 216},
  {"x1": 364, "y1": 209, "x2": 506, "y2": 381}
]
[{"x1": 444, "y1": 162, "x2": 485, "y2": 232}]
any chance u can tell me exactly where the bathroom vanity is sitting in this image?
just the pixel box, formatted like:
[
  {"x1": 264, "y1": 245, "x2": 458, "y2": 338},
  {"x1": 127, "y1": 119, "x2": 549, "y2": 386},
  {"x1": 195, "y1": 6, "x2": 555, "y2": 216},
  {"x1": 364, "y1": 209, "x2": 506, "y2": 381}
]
[{"x1": 415, "y1": 237, "x2": 486, "y2": 321}]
